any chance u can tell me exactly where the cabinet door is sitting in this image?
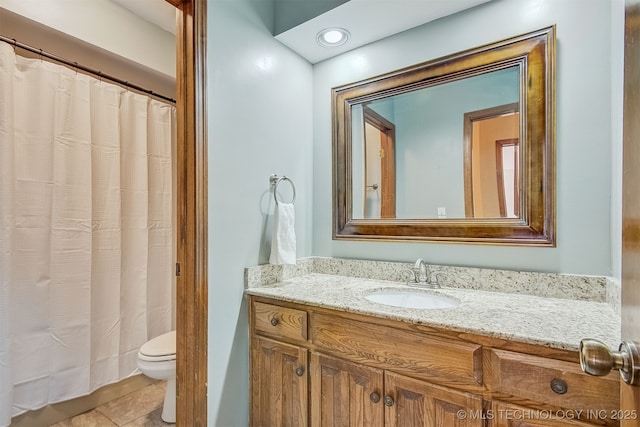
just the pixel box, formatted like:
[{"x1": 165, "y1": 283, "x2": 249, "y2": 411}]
[
  {"x1": 384, "y1": 371, "x2": 483, "y2": 427},
  {"x1": 251, "y1": 336, "x2": 308, "y2": 427},
  {"x1": 310, "y1": 352, "x2": 384, "y2": 426}
]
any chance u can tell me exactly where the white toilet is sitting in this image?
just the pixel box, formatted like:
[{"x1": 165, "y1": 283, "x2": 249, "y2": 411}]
[{"x1": 137, "y1": 330, "x2": 176, "y2": 423}]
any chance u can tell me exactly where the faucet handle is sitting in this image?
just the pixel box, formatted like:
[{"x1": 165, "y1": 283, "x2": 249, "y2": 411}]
[
  {"x1": 405, "y1": 268, "x2": 419, "y2": 284},
  {"x1": 430, "y1": 272, "x2": 442, "y2": 288}
]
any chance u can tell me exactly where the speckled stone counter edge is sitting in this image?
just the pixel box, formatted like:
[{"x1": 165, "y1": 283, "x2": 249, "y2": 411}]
[{"x1": 245, "y1": 256, "x2": 619, "y2": 308}]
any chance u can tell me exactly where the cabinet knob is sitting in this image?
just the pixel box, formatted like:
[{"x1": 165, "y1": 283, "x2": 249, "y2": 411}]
[
  {"x1": 550, "y1": 378, "x2": 568, "y2": 394},
  {"x1": 383, "y1": 395, "x2": 394, "y2": 407},
  {"x1": 295, "y1": 367, "x2": 304, "y2": 377},
  {"x1": 270, "y1": 317, "x2": 279, "y2": 326},
  {"x1": 369, "y1": 392, "x2": 380, "y2": 403},
  {"x1": 580, "y1": 339, "x2": 640, "y2": 386}
]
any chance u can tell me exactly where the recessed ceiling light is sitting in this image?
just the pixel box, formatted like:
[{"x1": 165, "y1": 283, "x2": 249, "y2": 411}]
[{"x1": 316, "y1": 28, "x2": 350, "y2": 47}]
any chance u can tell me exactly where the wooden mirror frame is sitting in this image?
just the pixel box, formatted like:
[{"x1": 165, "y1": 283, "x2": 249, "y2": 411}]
[{"x1": 332, "y1": 26, "x2": 556, "y2": 246}]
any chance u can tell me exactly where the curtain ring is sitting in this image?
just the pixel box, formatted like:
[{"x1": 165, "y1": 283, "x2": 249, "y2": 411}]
[{"x1": 269, "y1": 174, "x2": 296, "y2": 205}]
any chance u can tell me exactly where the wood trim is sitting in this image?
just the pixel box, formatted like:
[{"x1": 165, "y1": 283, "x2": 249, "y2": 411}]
[
  {"x1": 363, "y1": 106, "x2": 396, "y2": 218},
  {"x1": 622, "y1": 0, "x2": 640, "y2": 423},
  {"x1": 495, "y1": 138, "x2": 520, "y2": 218},
  {"x1": 165, "y1": 0, "x2": 183, "y2": 7},
  {"x1": 620, "y1": 384, "x2": 640, "y2": 427},
  {"x1": 495, "y1": 140, "x2": 506, "y2": 217},
  {"x1": 175, "y1": 0, "x2": 208, "y2": 425}
]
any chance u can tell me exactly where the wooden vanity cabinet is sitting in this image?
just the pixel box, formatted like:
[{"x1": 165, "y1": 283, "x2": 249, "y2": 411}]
[
  {"x1": 310, "y1": 352, "x2": 384, "y2": 425},
  {"x1": 248, "y1": 296, "x2": 619, "y2": 427},
  {"x1": 384, "y1": 371, "x2": 484, "y2": 426},
  {"x1": 486, "y1": 349, "x2": 619, "y2": 422},
  {"x1": 250, "y1": 301, "x2": 310, "y2": 427},
  {"x1": 251, "y1": 336, "x2": 308, "y2": 427},
  {"x1": 310, "y1": 352, "x2": 483, "y2": 427}
]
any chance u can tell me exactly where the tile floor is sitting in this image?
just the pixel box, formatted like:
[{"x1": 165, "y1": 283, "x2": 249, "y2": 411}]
[{"x1": 50, "y1": 381, "x2": 173, "y2": 427}]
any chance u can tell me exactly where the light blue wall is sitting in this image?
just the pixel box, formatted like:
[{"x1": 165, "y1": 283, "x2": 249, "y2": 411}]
[
  {"x1": 312, "y1": 0, "x2": 622, "y2": 275},
  {"x1": 392, "y1": 68, "x2": 519, "y2": 218},
  {"x1": 610, "y1": 0, "x2": 624, "y2": 280},
  {"x1": 207, "y1": 0, "x2": 313, "y2": 424}
]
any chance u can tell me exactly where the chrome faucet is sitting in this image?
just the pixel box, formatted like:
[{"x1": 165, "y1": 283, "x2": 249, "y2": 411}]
[
  {"x1": 407, "y1": 258, "x2": 440, "y2": 288},
  {"x1": 413, "y1": 259, "x2": 429, "y2": 283}
]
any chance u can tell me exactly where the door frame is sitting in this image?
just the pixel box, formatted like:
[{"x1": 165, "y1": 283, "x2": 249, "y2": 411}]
[
  {"x1": 463, "y1": 103, "x2": 519, "y2": 218},
  {"x1": 495, "y1": 138, "x2": 520, "y2": 218},
  {"x1": 363, "y1": 106, "x2": 396, "y2": 218},
  {"x1": 169, "y1": 0, "x2": 208, "y2": 425}
]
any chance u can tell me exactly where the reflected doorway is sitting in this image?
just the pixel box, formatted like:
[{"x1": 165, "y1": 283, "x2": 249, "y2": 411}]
[
  {"x1": 363, "y1": 106, "x2": 396, "y2": 218},
  {"x1": 495, "y1": 138, "x2": 520, "y2": 218},
  {"x1": 463, "y1": 103, "x2": 520, "y2": 218}
]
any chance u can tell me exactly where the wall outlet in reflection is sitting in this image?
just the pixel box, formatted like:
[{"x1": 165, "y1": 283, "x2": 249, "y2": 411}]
[{"x1": 437, "y1": 207, "x2": 446, "y2": 218}]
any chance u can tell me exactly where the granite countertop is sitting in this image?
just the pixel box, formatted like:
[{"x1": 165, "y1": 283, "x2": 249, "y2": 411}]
[{"x1": 245, "y1": 273, "x2": 620, "y2": 352}]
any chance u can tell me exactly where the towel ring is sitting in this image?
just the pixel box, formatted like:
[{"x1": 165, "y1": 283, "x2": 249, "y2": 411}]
[{"x1": 269, "y1": 174, "x2": 296, "y2": 205}]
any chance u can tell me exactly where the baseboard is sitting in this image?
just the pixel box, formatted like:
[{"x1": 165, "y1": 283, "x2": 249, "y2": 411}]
[{"x1": 10, "y1": 374, "x2": 156, "y2": 427}]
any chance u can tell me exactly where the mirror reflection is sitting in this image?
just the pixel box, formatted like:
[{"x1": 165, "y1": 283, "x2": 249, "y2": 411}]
[
  {"x1": 332, "y1": 26, "x2": 555, "y2": 245},
  {"x1": 352, "y1": 66, "x2": 520, "y2": 220}
]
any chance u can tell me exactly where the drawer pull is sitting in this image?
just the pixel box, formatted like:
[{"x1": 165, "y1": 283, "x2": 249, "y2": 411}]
[
  {"x1": 383, "y1": 395, "x2": 394, "y2": 407},
  {"x1": 550, "y1": 378, "x2": 568, "y2": 394},
  {"x1": 270, "y1": 317, "x2": 279, "y2": 326},
  {"x1": 295, "y1": 367, "x2": 304, "y2": 377},
  {"x1": 369, "y1": 392, "x2": 380, "y2": 403}
]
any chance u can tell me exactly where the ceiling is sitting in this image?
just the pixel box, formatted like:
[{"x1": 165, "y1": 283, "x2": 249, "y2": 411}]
[
  {"x1": 110, "y1": 0, "x2": 176, "y2": 35},
  {"x1": 276, "y1": 0, "x2": 492, "y2": 64},
  {"x1": 111, "y1": 0, "x2": 492, "y2": 63}
]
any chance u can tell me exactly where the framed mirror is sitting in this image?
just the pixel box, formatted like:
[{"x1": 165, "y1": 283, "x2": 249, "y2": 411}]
[{"x1": 332, "y1": 26, "x2": 555, "y2": 245}]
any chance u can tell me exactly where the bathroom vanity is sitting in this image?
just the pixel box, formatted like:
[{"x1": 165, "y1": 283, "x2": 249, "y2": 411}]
[{"x1": 246, "y1": 265, "x2": 621, "y2": 427}]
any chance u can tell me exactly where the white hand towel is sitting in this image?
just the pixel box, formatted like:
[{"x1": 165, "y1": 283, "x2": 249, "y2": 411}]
[{"x1": 269, "y1": 202, "x2": 297, "y2": 265}]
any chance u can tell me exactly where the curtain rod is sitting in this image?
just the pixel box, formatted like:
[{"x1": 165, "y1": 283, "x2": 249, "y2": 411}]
[{"x1": 0, "y1": 35, "x2": 176, "y2": 104}]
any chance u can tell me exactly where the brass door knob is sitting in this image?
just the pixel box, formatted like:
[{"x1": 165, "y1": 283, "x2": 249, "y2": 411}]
[{"x1": 579, "y1": 339, "x2": 640, "y2": 386}]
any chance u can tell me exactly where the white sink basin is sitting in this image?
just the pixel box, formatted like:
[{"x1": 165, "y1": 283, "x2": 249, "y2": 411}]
[{"x1": 364, "y1": 289, "x2": 460, "y2": 310}]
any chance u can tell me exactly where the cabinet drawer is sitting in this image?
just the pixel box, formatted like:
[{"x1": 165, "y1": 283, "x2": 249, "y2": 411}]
[
  {"x1": 487, "y1": 349, "x2": 619, "y2": 413},
  {"x1": 311, "y1": 313, "x2": 482, "y2": 386},
  {"x1": 253, "y1": 301, "x2": 308, "y2": 343}
]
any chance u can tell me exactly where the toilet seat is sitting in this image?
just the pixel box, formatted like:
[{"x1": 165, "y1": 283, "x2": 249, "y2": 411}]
[{"x1": 139, "y1": 330, "x2": 176, "y2": 362}]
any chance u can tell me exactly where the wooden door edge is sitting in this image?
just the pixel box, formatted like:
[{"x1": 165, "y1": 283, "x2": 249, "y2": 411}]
[{"x1": 175, "y1": 0, "x2": 208, "y2": 425}]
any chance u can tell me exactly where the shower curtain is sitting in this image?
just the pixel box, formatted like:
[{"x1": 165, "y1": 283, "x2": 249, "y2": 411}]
[{"x1": 0, "y1": 41, "x2": 175, "y2": 424}]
